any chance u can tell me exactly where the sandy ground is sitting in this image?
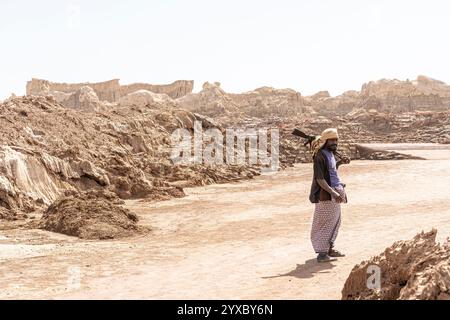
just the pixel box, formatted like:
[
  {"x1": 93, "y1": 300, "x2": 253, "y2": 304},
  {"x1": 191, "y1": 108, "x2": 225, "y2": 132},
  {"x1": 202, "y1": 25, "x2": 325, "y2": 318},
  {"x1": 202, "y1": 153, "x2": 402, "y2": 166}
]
[{"x1": 0, "y1": 145, "x2": 449, "y2": 300}]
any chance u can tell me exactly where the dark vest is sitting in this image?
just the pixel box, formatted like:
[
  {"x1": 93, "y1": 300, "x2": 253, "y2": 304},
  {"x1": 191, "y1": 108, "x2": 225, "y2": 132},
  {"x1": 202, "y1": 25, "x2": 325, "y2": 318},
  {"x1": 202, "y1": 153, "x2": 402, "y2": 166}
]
[{"x1": 309, "y1": 150, "x2": 332, "y2": 203}]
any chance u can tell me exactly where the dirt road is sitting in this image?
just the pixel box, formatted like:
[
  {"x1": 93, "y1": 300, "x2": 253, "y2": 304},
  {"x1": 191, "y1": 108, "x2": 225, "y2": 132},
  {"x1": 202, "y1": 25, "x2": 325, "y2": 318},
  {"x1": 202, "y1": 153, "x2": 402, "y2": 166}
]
[{"x1": 1, "y1": 145, "x2": 449, "y2": 299}]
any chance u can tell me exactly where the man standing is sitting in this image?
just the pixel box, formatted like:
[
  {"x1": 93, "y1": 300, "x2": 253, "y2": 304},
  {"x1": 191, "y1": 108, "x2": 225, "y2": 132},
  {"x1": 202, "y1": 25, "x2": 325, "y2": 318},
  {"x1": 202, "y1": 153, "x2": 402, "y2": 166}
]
[{"x1": 309, "y1": 128, "x2": 350, "y2": 262}]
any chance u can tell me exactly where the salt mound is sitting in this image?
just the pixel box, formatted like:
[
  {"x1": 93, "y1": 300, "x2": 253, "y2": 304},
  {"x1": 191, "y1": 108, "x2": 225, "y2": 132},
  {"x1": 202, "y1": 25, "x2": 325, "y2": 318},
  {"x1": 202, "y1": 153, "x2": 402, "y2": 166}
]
[
  {"x1": 342, "y1": 229, "x2": 450, "y2": 300},
  {"x1": 40, "y1": 190, "x2": 143, "y2": 239}
]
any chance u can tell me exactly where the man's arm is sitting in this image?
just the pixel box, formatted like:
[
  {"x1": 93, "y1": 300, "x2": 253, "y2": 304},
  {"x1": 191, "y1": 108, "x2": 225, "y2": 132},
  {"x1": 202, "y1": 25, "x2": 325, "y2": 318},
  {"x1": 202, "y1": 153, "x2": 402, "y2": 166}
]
[{"x1": 316, "y1": 179, "x2": 343, "y2": 203}]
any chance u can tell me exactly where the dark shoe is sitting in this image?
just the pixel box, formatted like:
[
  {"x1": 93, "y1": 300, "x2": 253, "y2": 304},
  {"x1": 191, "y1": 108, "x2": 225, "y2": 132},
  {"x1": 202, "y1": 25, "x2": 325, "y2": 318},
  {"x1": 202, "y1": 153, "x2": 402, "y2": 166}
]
[
  {"x1": 329, "y1": 249, "x2": 345, "y2": 257},
  {"x1": 317, "y1": 253, "x2": 337, "y2": 263}
]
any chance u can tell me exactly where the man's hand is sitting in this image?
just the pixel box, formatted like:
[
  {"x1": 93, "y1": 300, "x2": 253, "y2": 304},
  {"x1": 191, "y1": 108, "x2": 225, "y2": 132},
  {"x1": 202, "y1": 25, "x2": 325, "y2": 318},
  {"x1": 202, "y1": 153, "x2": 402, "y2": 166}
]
[
  {"x1": 337, "y1": 157, "x2": 351, "y2": 167},
  {"x1": 340, "y1": 156, "x2": 351, "y2": 164},
  {"x1": 317, "y1": 179, "x2": 344, "y2": 203},
  {"x1": 331, "y1": 190, "x2": 343, "y2": 203}
]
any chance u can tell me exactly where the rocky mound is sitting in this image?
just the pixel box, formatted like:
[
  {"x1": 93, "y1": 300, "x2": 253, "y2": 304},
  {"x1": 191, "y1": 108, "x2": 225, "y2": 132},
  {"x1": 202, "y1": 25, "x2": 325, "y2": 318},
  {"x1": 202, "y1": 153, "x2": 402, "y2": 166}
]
[
  {"x1": 0, "y1": 95, "x2": 259, "y2": 219},
  {"x1": 307, "y1": 75, "x2": 450, "y2": 116},
  {"x1": 40, "y1": 190, "x2": 142, "y2": 239},
  {"x1": 360, "y1": 75, "x2": 450, "y2": 113},
  {"x1": 176, "y1": 82, "x2": 242, "y2": 121},
  {"x1": 119, "y1": 90, "x2": 173, "y2": 107},
  {"x1": 342, "y1": 230, "x2": 450, "y2": 300},
  {"x1": 228, "y1": 86, "x2": 305, "y2": 118}
]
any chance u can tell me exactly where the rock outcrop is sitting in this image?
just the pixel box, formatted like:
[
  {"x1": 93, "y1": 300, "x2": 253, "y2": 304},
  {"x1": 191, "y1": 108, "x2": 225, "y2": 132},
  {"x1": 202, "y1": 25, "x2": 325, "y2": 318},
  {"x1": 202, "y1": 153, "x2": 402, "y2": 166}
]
[
  {"x1": 177, "y1": 82, "x2": 305, "y2": 121},
  {"x1": 342, "y1": 230, "x2": 450, "y2": 300},
  {"x1": 306, "y1": 75, "x2": 450, "y2": 116},
  {"x1": 229, "y1": 86, "x2": 305, "y2": 118},
  {"x1": 27, "y1": 75, "x2": 450, "y2": 116},
  {"x1": 176, "y1": 82, "x2": 241, "y2": 121},
  {"x1": 360, "y1": 75, "x2": 450, "y2": 112},
  {"x1": 26, "y1": 78, "x2": 194, "y2": 107},
  {"x1": 175, "y1": 76, "x2": 450, "y2": 121},
  {"x1": 119, "y1": 90, "x2": 174, "y2": 108}
]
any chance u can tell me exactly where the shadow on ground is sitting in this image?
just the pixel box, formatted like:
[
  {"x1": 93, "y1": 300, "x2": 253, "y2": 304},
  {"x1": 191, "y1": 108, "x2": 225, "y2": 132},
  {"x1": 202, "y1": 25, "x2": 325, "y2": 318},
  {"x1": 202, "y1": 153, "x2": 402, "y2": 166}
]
[{"x1": 262, "y1": 258, "x2": 337, "y2": 280}]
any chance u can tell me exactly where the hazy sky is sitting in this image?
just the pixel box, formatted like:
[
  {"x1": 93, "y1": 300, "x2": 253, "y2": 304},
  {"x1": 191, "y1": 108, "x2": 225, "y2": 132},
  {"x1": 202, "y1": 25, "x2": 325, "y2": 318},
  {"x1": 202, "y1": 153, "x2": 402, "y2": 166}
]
[{"x1": 1, "y1": 0, "x2": 449, "y2": 100}]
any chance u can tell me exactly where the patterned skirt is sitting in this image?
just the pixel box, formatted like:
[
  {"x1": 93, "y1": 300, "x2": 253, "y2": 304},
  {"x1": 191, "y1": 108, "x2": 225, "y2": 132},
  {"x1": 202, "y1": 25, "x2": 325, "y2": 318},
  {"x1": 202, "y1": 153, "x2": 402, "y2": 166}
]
[{"x1": 310, "y1": 185, "x2": 347, "y2": 254}]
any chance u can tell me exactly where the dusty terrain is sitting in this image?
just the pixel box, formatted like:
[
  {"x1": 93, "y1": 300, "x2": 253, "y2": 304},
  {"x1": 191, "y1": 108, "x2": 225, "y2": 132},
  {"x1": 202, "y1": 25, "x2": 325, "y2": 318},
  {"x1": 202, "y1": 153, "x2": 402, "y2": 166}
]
[{"x1": 1, "y1": 145, "x2": 449, "y2": 299}]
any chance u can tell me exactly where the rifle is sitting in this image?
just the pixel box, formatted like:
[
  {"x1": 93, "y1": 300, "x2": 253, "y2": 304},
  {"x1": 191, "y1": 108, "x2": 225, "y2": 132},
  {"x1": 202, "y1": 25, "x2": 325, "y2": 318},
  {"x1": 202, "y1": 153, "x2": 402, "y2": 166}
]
[
  {"x1": 291, "y1": 128, "x2": 315, "y2": 148},
  {"x1": 291, "y1": 128, "x2": 347, "y2": 160}
]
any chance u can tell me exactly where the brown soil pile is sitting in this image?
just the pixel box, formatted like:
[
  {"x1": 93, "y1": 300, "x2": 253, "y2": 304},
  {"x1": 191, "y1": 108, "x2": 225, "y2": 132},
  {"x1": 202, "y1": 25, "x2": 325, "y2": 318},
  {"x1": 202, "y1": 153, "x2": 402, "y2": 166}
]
[
  {"x1": 342, "y1": 230, "x2": 450, "y2": 300},
  {"x1": 40, "y1": 190, "x2": 143, "y2": 239}
]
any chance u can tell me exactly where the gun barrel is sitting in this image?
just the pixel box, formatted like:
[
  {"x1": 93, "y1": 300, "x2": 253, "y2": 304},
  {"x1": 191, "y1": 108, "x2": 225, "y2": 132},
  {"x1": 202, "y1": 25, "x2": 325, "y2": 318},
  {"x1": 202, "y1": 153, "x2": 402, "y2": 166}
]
[{"x1": 335, "y1": 151, "x2": 345, "y2": 159}]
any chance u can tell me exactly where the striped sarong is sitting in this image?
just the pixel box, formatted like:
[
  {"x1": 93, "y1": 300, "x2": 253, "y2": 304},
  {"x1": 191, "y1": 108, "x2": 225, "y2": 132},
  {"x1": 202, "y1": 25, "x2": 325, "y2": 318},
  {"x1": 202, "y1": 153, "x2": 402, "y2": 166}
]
[{"x1": 310, "y1": 185, "x2": 347, "y2": 254}]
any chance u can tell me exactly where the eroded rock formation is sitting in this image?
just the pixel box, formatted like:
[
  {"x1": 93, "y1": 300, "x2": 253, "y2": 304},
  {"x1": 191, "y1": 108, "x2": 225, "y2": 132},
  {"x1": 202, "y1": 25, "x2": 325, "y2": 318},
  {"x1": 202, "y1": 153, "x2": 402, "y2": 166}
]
[
  {"x1": 0, "y1": 95, "x2": 260, "y2": 225},
  {"x1": 26, "y1": 78, "x2": 194, "y2": 111},
  {"x1": 342, "y1": 230, "x2": 450, "y2": 300},
  {"x1": 306, "y1": 75, "x2": 450, "y2": 115}
]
